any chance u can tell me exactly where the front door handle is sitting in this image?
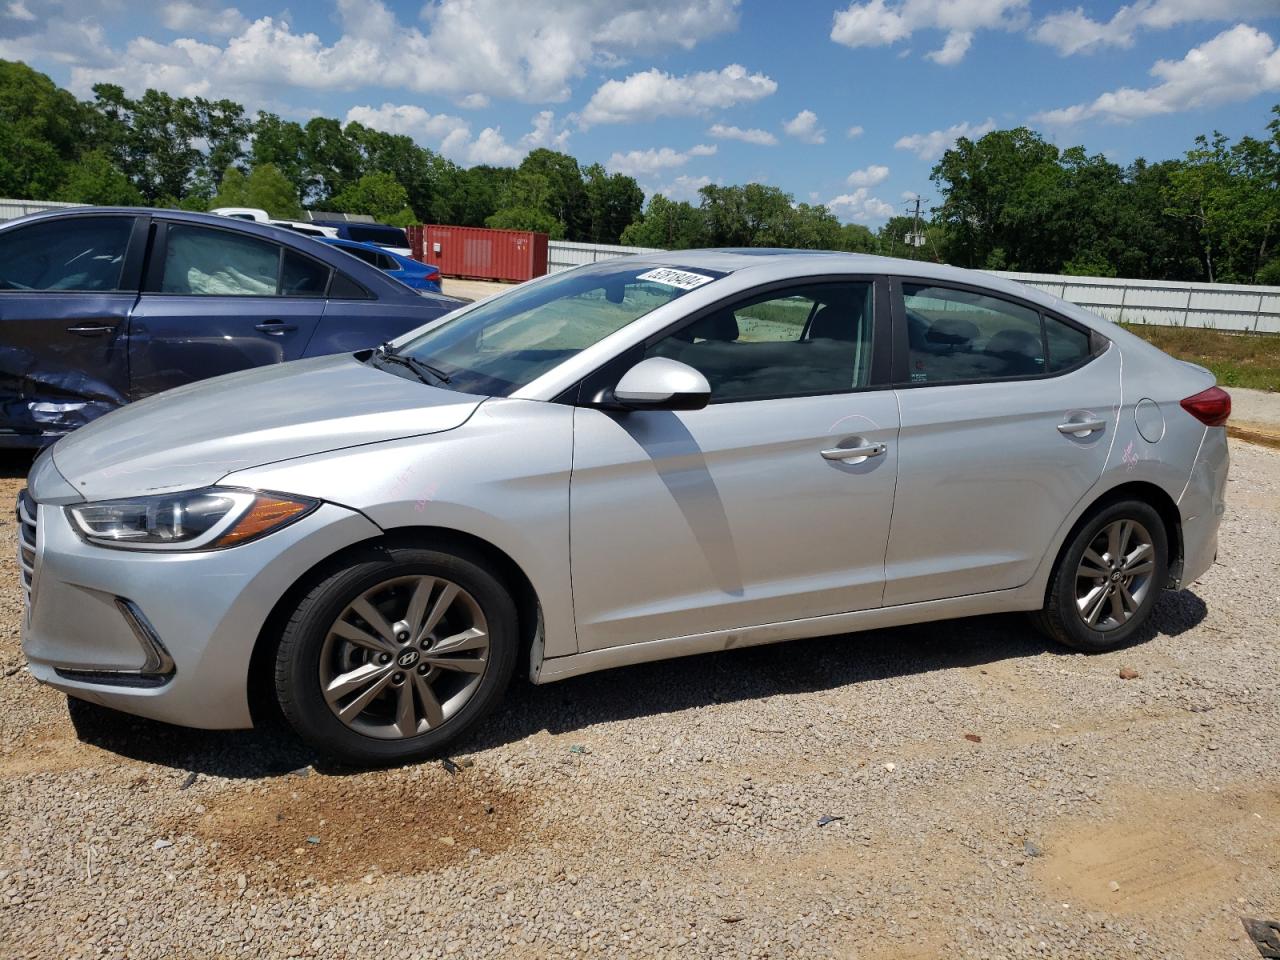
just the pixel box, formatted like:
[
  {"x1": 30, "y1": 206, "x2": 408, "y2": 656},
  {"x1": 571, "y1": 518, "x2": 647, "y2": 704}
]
[
  {"x1": 66, "y1": 322, "x2": 117, "y2": 336},
  {"x1": 254, "y1": 320, "x2": 297, "y2": 335},
  {"x1": 1057, "y1": 418, "x2": 1106, "y2": 437},
  {"x1": 821, "y1": 442, "x2": 887, "y2": 462}
]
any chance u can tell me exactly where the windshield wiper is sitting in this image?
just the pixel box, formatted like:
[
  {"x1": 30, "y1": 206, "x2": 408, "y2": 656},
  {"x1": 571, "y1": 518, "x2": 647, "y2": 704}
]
[{"x1": 373, "y1": 343, "x2": 452, "y2": 385}]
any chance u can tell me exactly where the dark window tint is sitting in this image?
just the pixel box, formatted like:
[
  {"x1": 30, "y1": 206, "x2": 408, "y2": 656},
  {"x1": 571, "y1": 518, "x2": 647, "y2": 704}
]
[
  {"x1": 902, "y1": 284, "x2": 1044, "y2": 384},
  {"x1": 346, "y1": 225, "x2": 408, "y2": 247},
  {"x1": 1045, "y1": 314, "x2": 1092, "y2": 372},
  {"x1": 329, "y1": 272, "x2": 371, "y2": 300},
  {"x1": 280, "y1": 250, "x2": 330, "y2": 297},
  {"x1": 160, "y1": 224, "x2": 280, "y2": 296},
  {"x1": 647, "y1": 282, "x2": 875, "y2": 403},
  {"x1": 0, "y1": 216, "x2": 134, "y2": 292}
]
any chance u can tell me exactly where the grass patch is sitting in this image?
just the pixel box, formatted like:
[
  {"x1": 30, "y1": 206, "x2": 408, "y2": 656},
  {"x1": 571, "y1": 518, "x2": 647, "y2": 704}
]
[{"x1": 1121, "y1": 324, "x2": 1280, "y2": 393}]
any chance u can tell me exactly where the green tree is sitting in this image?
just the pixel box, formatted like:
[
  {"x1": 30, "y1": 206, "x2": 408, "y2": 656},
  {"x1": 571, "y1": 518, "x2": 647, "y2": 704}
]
[
  {"x1": 699, "y1": 183, "x2": 793, "y2": 246},
  {"x1": 485, "y1": 205, "x2": 564, "y2": 237},
  {"x1": 517, "y1": 149, "x2": 587, "y2": 239},
  {"x1": 620, "y1": 195, "x2": 706, "y2": 249},
  {"x1": 0, "y1": 60, "x2": 90, "y2": 199},
  {"x1": 582, "y1": 163, "x2": 643, "y2": 244},
  {"x1": 56, "y1": 149, "x2": 142, "y2": 205},
  {"x1": 87, "y1": 85, "x2": 205, "y2": 203},
  {"x1": 250, "y1": 112, "x2": 309, "y2": 197},
  {"x1": 330, "y1": 171, "x2": 415, "y2": 224},
  {"x1": 211, "y1": 163, "x2": 303, "y2": 219},
  {"x1": 302, "y1": 117, "x2": 362, "y2": 205},
  {"x1": 487, "y1": 169, "x2": 568, "y2": 237}
]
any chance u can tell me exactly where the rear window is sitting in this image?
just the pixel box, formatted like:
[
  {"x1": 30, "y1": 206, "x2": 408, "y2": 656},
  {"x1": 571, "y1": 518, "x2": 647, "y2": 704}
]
[{"x1": 346, "y1": 225, "x2": 408, "y2": 247}]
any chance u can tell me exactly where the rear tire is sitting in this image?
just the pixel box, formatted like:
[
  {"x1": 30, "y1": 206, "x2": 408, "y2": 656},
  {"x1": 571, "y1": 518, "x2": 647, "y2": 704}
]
[
  {"x1": 1033, "y1": 499, "x2": 1168, "y2": 652},
  {"x1": 274, "y1": 545, "x2": 517, "y2": 766}
]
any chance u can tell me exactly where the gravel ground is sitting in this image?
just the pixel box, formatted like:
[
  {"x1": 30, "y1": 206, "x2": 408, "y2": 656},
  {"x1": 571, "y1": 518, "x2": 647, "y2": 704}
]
[{"x1": 0, "y1": 441, "x2": 1277, "y2": 960}]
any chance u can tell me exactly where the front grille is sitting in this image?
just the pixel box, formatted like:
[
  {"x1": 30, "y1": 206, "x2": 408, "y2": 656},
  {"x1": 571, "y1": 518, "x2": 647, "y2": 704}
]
[{"x1": 16, "y1": 489, "x2": 37, "y2": 612}]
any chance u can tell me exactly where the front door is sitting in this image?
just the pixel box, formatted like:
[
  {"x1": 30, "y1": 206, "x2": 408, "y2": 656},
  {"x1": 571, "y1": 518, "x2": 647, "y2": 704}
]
[
  {"x1": 884, "y1": 279, "x2": 1119, "y2": 605},
  {"x1": 128, "y1": 220, "x2": 327, "y2": 399},
  {"x1": 570, "y1": 278, "x2": 899, "y2": 652},
  {"x1": 0, "y1": 214, "x2": 145, "y2": 439}
]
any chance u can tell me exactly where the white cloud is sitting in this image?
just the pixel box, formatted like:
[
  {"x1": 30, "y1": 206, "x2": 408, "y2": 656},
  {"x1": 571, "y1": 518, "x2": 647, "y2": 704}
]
[
  {"x1": 161, "y1": 2, "x2": 248, "y2": 37},
  {"x1": 656, "y1": 174, "x2": 713, "y2": 201},
  {"x1": 59, "y1": 0, "x2": 741, "y2": 105},
  {"x1": 846, "y1": 124, "x2": 865, "y2": 138},
  {"x1": 580, "y1": 64, "x2": 777, "y2": 125},
  {"x1": 607, "y1": 144, "x2": 717, "y2": 177},
  {"x1": 1033, "y1": 25, "x2": 1280, "y2": 125},
  {"x1": 828, "y1": 188, "x2": 895, "y2": 223},
  {"x1": 346, "y1": 103, "x2": 570, "y2": 167},
  {"x1": 846, "y1": 164, "x2": 890, "y2": 187},
  {"x1": 894, "y1": 117, "x2": 995, "y2": 160},
  {"x1": 830, "y1": 0, "x2": 1027, "y2": 64},
  {"x1": 707, "y1": 122, "x2": 778, "y2": 145},
  {"x1": 925, "y1": 29, "x2": 972, "y2": 65},
  {"x1": 1033, "y1": 0, "x2": 1280, "y2": 57},
  {"x1": 782, "y1": 109, "x2": 826, "y2": 144},
  {"x1": 6, "y1": 1, "x2": 36, "y2": 21}
]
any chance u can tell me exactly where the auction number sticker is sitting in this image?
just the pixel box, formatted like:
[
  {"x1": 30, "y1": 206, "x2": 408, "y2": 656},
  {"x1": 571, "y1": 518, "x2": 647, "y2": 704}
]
[{"x1": 636, "y1": 267, "x2": 716, "y2": 291}]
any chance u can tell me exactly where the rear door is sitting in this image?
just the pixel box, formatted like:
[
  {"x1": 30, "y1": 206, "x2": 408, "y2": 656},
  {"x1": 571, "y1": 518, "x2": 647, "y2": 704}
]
[
  {"x1": 884, "y1": 278, "x2": 1118, "y2": 605},
  {"x1": 127, "y1": 220, "x2": 328, "y2": 399},
  {"x1": 0, "y1": 213, "x2": 145, "y2": 439}
]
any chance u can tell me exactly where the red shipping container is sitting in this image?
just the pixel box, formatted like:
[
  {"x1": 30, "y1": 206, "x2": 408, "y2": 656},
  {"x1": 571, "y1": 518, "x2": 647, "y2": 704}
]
[{"x1": 408, "y1": 225, "x2": 548, "y2": 283}]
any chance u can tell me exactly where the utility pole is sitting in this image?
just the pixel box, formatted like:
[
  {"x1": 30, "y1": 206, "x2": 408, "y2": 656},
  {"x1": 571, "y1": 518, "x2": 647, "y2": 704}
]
[{"x1": 903, "y1": 196, "x2": 928, "y2": 254}]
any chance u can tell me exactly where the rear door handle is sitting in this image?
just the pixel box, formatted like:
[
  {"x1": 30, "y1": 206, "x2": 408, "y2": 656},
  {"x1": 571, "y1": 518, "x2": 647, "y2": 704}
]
[
  {"x1": 821, "y1": 442, "x2": 887, "y2": 462},
  {"x1": 1057, "y1": 419, "x2": 1106, "y2": 437},
  {"x1": 66, "y1": 322, "x2": 117, "y2": 336},
  {"x1": 254, "y1": 320, "x2": 297, "y2": 334}
]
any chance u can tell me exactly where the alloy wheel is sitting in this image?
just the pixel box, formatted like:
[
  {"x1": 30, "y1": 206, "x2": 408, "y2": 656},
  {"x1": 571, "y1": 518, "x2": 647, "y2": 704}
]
[
  {"x1": 318, "y1": 575, "x2": 489, "y2": 739},
  {"x1": 1074, "y1": 518, "x2": 1156, "y2": 632}
]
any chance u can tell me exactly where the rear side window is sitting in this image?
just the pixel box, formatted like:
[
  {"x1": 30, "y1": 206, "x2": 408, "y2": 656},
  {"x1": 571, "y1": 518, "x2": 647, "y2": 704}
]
[
  {"x1": 0, "y1": 216, "x2": 135, "y2": 292},
  {"x1": 161, "y1": 225, "x2": 280, "y2": 295},
  {"x1": 1045, "y1": 314, "x2": 1091, "y2": 372},
  {"x1": 159, "y1": 224, "x2": 330, "y2": 297},
  {"x1": 902, "y1": 284, "x2": 1046, "y2": 384}
]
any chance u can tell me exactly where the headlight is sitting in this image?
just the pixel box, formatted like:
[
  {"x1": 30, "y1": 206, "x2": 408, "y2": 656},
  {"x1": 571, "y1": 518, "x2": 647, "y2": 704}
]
[{"x1": 67, "y1": 488, "x2": 317, "y2": 551}]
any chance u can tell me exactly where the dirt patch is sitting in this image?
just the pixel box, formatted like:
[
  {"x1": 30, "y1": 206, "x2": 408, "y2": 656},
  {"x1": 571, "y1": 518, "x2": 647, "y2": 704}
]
[
  {"x1": 1034, "y1": 785, "x2": 1280, "y2": 918},
  {"x1": 185, "y1": 766, "x2": 538, "y2": 886}
]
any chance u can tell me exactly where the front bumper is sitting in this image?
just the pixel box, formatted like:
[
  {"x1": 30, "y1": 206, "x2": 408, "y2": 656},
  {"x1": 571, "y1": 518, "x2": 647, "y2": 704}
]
[{"x1": 20, "y1": 494, "x2": 382, "y2": 729}]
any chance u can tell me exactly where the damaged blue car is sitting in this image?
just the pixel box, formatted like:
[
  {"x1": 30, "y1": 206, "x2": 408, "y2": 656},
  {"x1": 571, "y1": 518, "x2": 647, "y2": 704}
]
[{"x1": 0, "y1": 208, "x2": 465, "y2": 447}]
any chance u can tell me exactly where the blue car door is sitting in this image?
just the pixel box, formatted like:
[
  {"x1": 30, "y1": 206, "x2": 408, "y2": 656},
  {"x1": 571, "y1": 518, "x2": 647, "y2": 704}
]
[
  {"x1": 127, "y1": 220, "x2": 326, "y2": 399},
  {"x1": 0, "y1": 213, "x2": 146, "y2": 442}
]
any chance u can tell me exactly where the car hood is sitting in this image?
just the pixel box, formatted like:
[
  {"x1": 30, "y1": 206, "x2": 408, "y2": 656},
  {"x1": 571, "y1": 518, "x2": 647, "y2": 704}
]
[{"x1": 52, "y1": 354, "x2": 483, "y2": 501}]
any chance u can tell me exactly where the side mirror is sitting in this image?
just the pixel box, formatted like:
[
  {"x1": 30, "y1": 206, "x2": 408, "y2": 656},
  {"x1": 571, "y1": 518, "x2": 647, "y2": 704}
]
[{"x1": 612, "y1": 357, "x2": 711, "y2": 411}]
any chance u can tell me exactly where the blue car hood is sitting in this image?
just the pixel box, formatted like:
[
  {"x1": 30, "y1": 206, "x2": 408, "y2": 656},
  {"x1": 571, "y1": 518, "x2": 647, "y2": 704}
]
[{"x1": 52, "y1": 354, "x2": 483, "y2": 501}]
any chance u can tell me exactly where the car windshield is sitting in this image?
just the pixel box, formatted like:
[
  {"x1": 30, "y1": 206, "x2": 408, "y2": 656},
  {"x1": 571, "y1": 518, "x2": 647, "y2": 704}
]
[{"x1": 387, "y1": 263, "x2": 721, "y2": 396}]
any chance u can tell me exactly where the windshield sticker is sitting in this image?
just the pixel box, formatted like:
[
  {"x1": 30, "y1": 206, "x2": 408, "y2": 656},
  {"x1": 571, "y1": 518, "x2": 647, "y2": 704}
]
[{"x1": 636, "y1": 267, "x2": 717, "y2": 291}]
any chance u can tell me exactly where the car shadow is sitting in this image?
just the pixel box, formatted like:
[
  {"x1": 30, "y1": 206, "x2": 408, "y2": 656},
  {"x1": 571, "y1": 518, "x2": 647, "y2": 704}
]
[
  {"x1": 63, "y1": 589, "x2": 1208, "y2": 780},
  {"x1": 0, "y1": 451, "x2": 35, "y2": 481}
]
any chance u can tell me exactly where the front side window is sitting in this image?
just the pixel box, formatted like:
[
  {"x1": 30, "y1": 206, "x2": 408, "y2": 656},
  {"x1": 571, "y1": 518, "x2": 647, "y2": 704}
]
[
  {"x1": 902, "y1": 284, "x2": 1045, "y2": 384},
  {"x1": 0, "y1": 216, "x2": 135, "y2": 292},
  {"x1": 392, "y1": 263, "x2": 720, "y2": 396},
  {"x1": 646, "y1": 281, "x2": 875, "y2": 403}
]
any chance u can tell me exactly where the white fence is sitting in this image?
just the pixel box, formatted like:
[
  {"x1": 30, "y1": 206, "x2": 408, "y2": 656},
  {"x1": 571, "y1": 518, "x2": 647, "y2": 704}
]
[
  {"x1": 2, "y1": 199, "x2": 1275, "y2": 332},
  {"x1": 0, "y1": 198, "x2": 86, "y2": 220}
]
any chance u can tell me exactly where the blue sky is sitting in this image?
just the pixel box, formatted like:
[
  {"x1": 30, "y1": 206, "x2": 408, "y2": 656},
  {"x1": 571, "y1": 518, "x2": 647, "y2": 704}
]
[{"x1": 3, "y1": 0, "x2": 1280, "y2": 225}]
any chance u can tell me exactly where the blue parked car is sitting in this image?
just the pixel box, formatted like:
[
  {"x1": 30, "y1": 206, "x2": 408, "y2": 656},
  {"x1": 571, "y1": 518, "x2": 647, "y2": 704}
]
[
  {"x1": 318, "y1": 237, "x2": 443, "y2": 293},
  {"x1": 0, "y1": 208, "x2": 466, "y2": 447},
  {"x1": 308, "y1": 220, "x2": 411, "y2": 254}
]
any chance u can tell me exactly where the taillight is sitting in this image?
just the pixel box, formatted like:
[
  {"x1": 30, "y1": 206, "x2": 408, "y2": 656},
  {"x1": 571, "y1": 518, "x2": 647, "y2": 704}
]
[
  {"x1": 425, "y1": 270, "x2": 440, "y2": 282},
  {"x1": 1180, "y1": 386, "x2": 1231, "y2": 426}
]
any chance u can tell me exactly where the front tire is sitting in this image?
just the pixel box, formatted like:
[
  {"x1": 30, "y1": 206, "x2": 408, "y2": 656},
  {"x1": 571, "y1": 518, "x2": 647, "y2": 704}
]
[
  {"x1": 1034, "y1": 499, "x2": 1168, "y2": 652},
  {"x1": 274, "y1": 545, "x2": 518, "y2": 766}
]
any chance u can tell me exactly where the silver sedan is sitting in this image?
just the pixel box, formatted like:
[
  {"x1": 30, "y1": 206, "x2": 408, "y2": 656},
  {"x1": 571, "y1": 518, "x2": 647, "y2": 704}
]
[{"x1": 18, "y1": 250, "x2": 1230, "y2": 765}]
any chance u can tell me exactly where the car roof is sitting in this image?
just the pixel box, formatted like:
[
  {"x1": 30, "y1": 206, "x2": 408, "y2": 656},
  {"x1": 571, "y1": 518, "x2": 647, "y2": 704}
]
[{"x1": 633, "y1": 247, "x2": 1105, "y2": 331}]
